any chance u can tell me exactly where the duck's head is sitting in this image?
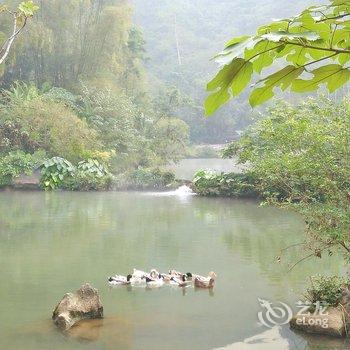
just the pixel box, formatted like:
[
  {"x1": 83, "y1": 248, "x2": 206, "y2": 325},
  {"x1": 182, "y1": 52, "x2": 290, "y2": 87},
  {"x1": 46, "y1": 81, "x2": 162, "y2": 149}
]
[
  {"x1": 150, "y1": 269, "x2": 159, "y2": 278},
  {"x1": 208, "y1": 271, "x2": 217, "y2": 279},
  {"x1": 186, "y1": 272, "x2": 192, "y2": 278},
  {"x1": 108, "y1": 277, "x2": 113, "y2": 282},
  {"x1": 182, "y1": 274, "x2": 186, "y2": 282},
  {"x1": 127, "y1": 274, "x2": 132, "y2": 282}
]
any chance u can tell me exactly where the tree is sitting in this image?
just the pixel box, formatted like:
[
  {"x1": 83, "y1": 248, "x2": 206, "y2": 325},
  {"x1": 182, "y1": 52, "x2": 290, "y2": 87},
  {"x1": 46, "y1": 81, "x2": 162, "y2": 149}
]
[
  {"x1": 0, "y1": 1, "x2": 38, "y2": 65},
  {"x1": 205, "y1": 0, "x2": 350, "y2": 115},
  {"x1": 225, "y1": 98, "x2": 350, "y2": 263}
]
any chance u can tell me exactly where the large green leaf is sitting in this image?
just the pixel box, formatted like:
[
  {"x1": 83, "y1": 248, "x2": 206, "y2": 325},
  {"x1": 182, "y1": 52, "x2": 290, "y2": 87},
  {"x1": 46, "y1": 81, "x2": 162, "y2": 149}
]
[
  {"x1": 245, "y1": 40, "x2": 281, "y2": 73},
  {"x1": 249, "y1": 65, "x2": 304, "y2": 107},
  {"x1": 205, "y1": 58, "x2": 253, "y2": 115},
  {"x1": 298, "y1": 12, "x2": 331, "y2": 40},
  {"x1": 292, "y1": 64, "x2": 350, "y2": 93},
  {"x1": 214, "y1": 37, "x2": 257, "y2": 66},
  {"x1": 205, "y1": 0, "x2": 350, "y2": 115}
]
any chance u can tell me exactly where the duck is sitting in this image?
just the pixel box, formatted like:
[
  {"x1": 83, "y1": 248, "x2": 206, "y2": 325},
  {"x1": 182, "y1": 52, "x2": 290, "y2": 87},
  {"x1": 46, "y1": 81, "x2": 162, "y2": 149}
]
[
  {"x1": 131, "y1": 269, "x2": 148, "y2": 284},
  {"x1": 194, "y1": 271, "x2": 217, "y2": 289},
  {"x1": 160, "y1": 273, "x2": 173, "y2": 282},
  {"x1": 145, "y1": 275, "x2": 164, "y2": 287},
  {"x1": 169, "y1": 269, "x2": 193, "y2": 280},
  {"x1": 169, "y1": 274, "x2": 192, "y2": 287},
  {"x1": 108, "y1": 274, "x2": 132, "y2": 286}
]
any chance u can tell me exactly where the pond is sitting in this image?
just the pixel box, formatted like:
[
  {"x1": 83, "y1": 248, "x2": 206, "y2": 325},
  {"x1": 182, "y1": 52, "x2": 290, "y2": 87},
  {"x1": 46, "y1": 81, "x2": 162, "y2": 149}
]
[{"x1": 0, "y1": 189, "x2": 348, "y2": 350}]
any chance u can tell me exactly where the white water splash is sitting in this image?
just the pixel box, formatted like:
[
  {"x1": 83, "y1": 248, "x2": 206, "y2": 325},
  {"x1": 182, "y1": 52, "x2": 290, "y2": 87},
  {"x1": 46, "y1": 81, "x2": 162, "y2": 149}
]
[
  {"x1": 143, "y1": 185, "x2": 196, "y2": 197},
  {"x1": 173, "y1": 185, "x2": 195, "y2": 195}
]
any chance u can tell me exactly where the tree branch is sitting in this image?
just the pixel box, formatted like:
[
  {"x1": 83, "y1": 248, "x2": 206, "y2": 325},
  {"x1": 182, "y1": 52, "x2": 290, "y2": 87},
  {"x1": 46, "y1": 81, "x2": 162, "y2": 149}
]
[
  {"x1": 339, "y1": 241, "x2": 350, "y2": 254},
  {"x1": 282, "y1": 41, "x2": 350, "y2": 55},
  {"x1": 316, "y1": 13, "x2": 350, "y2": 23},
  {"x1": 0, "y1": 14, "x2": 28, "y2": 65}
]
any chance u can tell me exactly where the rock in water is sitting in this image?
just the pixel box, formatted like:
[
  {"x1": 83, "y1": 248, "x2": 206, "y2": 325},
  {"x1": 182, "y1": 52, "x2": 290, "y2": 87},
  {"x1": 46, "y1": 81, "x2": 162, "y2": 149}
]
[
  {"x1": 290, "y1": 287, "x2": 350, "y2": 337},
  {"x1": 52, "y1": 283, "x2": 103, "y2": 330}
]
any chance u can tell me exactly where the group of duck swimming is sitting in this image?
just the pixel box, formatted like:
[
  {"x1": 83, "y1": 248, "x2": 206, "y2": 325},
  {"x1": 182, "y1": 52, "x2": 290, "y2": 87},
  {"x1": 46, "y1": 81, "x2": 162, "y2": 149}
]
[{"x1": 108, "y1": 268, "x2": 217, "y2": 289}]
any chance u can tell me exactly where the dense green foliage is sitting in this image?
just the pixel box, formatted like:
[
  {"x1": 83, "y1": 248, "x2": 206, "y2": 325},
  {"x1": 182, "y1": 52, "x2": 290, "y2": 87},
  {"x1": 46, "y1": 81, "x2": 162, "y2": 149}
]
[
  {"x1": 306, "y1": 275, "x2": 348, "y2": 306},
  {"x1": 115, "y1": 168, "x2": 177, "y2": 191},
  {"x1": 223, "y1": 97, "x2": 350, "y2": 259},
  {"x1": 40, "y1": 157, "x2": 76, "y2": 190},
  {"x1": 0, "y1": 94, "x2": 100, "y2": 161},
  {"x1": 36, "y1": 156, "x2": 113, "y2": 191},
  {"x1": 0, "y1": 1, "x2": 190, "y2": 179},
  {"x1": 206, "y1": 0, "x2": 350, "y2": 115},
  {"x1": 227, "y1": 99, "x2": 350, "y2": 203},
  {"x1": 193, "y1": 170, "x2": 258, "y2": 197},
  {"x1": 0, "y1": 0, "x2": 143, "y2": 94},
  {"x1": 0, "y1": 82, "x2": 189, "y2": 181},
  {"x1": 0, "y1": 149, "x2": 44, "y2": 186}
]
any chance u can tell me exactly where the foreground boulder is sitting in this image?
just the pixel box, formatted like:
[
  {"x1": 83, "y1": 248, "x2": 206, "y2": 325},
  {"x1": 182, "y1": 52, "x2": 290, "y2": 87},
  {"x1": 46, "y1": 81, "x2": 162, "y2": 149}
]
[
  {"x1": 52, "y1": 283, "x2": 103, "y2": 330},
  {"x1": 290, "y1": 307, "x2": 346, "y2": 337},
  {"x1": 290, "y1": 287, "x2": 350, "y2": 337}
]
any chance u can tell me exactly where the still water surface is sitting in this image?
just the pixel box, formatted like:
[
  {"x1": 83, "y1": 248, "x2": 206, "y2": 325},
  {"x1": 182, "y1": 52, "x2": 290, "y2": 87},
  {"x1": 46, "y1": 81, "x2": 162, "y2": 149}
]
[{"x1": 0, "y1": 187, "x2": 348, "y2": 349}]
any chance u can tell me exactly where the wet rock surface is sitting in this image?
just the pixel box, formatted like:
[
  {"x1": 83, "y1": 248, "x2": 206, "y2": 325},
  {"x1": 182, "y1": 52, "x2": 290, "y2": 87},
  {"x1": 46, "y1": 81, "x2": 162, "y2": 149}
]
[{"x1": 52, "y1": 283, "x2": 103, "y2": 331}]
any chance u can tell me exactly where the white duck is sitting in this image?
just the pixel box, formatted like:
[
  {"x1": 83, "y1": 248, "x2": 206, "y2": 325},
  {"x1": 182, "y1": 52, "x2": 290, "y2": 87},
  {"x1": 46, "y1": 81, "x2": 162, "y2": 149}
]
[
  {"x1": 131, "y1": 269, "x2": 148, "y2": 284},
  {"x1": 132, "y1": 268, "x2": 148, "y2": 278},
  {"x1": 145, "y1": 275, "x2": 164, "y2": 287}
]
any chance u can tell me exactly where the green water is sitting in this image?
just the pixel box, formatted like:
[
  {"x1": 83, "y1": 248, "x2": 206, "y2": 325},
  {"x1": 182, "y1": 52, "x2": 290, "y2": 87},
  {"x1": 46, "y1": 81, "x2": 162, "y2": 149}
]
[{"x1": 0, "y1": 190, "x2": 348, "y2": 350}]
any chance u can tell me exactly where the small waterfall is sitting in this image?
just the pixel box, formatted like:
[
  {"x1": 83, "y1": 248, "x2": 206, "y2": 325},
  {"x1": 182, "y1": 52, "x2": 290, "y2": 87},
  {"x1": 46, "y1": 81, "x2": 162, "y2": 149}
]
[
  {"x1": 173, "y1": 185, "x2": 194, "y2": 195},
  {"x1": 143, "y1": 185, "x2": 196, "y2": 197}
]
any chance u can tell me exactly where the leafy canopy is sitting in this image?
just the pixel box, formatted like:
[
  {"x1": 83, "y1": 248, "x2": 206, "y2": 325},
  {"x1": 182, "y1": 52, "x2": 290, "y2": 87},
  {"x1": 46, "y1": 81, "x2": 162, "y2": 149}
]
[
  {"x1": 0, "y1": 1, "x2": 39, "y2": 17},
  {"x1": 205, "y1": 0, "x2": 350, "y2": 115}
]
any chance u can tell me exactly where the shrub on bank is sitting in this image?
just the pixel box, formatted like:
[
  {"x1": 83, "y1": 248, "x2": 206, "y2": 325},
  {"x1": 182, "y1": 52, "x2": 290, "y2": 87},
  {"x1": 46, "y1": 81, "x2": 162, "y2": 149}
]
[
  {"x1": 305, "y1": 275, "x2": 349, "y2": 307},
  {"x1": 193, "y1": 170, "x2": 258, "y2": 197},
  {"x1": 40, "y1": 157, "x2": 76, "y2": 190},
  {"x1": 0, "y1": 98, "x2": 101, "y2": 162},
  {"x1": 0, "y1": 150, "x2": 46, "y2": 186},
  {"x1": 40, "y1": 157, "x2": 113, "y2": 191},
  {"x1": 62, "y1": 171, "x2": 114, "y2": 191},
  {"x1": 0, "y1": 152, "x2": 175, "y2": 192},
  {"x1": 114, "y1": 167, "x2": 177, "y2": 190}
]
